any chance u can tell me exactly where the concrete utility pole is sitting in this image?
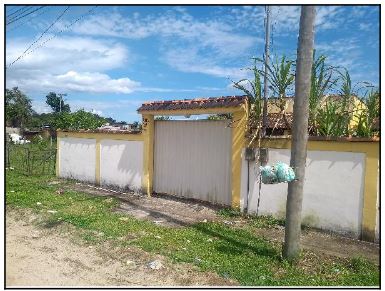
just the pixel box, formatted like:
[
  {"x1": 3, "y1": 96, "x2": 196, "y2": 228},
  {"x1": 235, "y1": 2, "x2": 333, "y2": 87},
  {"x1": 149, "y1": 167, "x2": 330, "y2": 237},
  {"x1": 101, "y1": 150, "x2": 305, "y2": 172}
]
[
  {"x1": 58, "y1": 93, "x2": 67, "y2": 113},
  {"x1": 283, "y1": 6, "x2": 316, "y2": 261},
  {"x1": 261, "y1": 5, "x2": 271, "y2": 137}
]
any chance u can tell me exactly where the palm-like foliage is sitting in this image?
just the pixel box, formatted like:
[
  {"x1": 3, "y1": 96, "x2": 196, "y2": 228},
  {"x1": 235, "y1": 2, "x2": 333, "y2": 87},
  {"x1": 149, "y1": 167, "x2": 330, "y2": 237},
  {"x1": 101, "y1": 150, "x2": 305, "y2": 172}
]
[
  {"x1": 232, "y1": 59, "x2": 263, "y2": 142},
  {"x1": 309, "y1": 52, "x2": 337, "y2": 134},
  {"x1": 255, "y1": 55, "x2": 295, "y2": 130},
  {"x1": 255, "y1": 55, "x2": 295, "y2": 98}
]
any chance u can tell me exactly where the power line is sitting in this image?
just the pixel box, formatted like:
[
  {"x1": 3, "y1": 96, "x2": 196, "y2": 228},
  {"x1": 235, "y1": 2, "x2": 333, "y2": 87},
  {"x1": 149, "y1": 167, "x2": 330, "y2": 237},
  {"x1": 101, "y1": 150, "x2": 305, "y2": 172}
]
[
  {"x1": 6, "y1": 5, "x2": 21, "y2": 14},
  {"x1": 6, "y1": 6, "x2": 29, "y2": 18},
  {"x1": 6, "y1": 6, "x2": 50, "y2": 33},
  {"x1": 7, "y1": 6, "x2": 70, "y2": 68},
  {"x1": 6, "y1": 6, "x2": 45, "y2": 25},
  {"x1": 6, "y1": 6, "x2": 34, "y2": 22},
  {"x1": 6, "y1": 5, "x2": 98, "y2": 69}
]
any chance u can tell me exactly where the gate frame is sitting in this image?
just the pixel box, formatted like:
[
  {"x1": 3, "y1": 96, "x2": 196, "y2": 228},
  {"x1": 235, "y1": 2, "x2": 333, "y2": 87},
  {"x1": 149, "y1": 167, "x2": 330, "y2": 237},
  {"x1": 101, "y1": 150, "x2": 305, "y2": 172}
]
[{"x1": 139, "y1": 99, "x2": 249, "y2": 209}]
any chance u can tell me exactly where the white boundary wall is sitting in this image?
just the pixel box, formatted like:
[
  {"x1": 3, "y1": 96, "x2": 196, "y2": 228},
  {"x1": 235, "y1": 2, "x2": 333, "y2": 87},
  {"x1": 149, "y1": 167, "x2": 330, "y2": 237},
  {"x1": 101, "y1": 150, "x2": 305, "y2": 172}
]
[
  {"x1": 240, "y1": 148, "x2": 366, "y2": 238},
  {"x1": 59, "y1": 137, "x2": 96, "y2": 183},
  {"x1": 100, "y1": 139, "x2": 143, "y2": 190},
  {"x1": 58, "y1": 137, "x2": 144, "y2": 190}
]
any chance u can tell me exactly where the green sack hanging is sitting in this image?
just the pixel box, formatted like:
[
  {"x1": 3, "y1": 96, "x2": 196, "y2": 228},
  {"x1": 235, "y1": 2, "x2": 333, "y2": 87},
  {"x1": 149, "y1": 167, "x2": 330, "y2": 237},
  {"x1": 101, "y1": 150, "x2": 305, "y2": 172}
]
[{"x1": 260, "y1": 162, "x2": 295, "y2": 184}]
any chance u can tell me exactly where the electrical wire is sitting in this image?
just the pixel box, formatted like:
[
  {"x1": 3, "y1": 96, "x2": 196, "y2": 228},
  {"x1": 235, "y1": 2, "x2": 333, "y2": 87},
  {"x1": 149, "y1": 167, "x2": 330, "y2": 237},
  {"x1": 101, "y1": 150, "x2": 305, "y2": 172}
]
[
  {"x1": 7, "y1": 6, "x2": 70, "y2": 68},
  {"x1": 7, "y1": 6, "x2": 50, "y2": 33},
  {"x1": 6, "y1": 5, "x2": 98, "y2": 69},
  {"x1": 6, "y1": 6, "x2": 35, "y2": 23},
  {"x1": 6, "y1": 6, "x2": 45, "y2": 25},
  {"x1": 6, "y1": 5, "x2": 25, "y2": 15},
  {"x1": 6, "y1": 6, "x2": 29, "y2": 18}
]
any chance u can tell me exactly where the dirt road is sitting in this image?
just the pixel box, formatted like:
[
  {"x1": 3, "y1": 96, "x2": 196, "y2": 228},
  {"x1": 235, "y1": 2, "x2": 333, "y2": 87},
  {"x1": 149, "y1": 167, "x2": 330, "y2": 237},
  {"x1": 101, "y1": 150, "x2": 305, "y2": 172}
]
[{"x1": 5, "y1": 210, "x2": 235, "y2": 287}]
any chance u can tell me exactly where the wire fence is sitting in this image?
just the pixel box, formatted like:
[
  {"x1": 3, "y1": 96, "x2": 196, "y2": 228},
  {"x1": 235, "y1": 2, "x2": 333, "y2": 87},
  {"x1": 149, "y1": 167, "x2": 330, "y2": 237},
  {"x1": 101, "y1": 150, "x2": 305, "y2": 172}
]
[{"x1": 6, "y1": 142, "x2": 56, "y2": 176}]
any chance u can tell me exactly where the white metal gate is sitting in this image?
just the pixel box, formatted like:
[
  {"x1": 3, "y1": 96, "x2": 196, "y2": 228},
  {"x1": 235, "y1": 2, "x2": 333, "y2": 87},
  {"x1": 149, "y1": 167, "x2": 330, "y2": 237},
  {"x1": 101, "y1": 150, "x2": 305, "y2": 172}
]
[{"x1": 154, "y1": 120, "x2": 232, "y2": 205}]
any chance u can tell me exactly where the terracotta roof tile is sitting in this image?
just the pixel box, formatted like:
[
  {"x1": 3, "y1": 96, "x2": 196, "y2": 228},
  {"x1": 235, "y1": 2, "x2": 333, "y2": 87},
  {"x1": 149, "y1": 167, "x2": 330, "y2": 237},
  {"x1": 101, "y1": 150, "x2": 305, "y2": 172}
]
[{"x1": 137, "y1": 95, "x2": 248, "y2": 112}]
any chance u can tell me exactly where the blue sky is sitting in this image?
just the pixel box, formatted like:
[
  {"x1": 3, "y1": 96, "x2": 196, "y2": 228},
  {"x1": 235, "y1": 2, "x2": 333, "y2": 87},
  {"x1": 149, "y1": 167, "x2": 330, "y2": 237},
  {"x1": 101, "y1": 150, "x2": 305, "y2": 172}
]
[{"x1": 5, "y1": 5, "x2": 379, "y2": 122}]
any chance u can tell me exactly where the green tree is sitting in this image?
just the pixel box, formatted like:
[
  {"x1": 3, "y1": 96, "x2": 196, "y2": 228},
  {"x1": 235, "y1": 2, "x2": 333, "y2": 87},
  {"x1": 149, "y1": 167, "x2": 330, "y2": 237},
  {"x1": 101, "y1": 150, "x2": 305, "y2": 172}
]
[
  {"x1": 6, "y1": 87, "x2": 34, "y2": 128},
  {"x1": 53, "y1": 109, "x2": 106, "y2": 130},
  {"x1": 46, "y1": 92, "x2": 71, "y2": 113}
]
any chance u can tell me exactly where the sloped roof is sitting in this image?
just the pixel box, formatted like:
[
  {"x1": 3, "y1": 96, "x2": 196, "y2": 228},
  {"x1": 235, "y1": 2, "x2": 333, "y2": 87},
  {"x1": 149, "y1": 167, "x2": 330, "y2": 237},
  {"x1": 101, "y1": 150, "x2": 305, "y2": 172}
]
[{"x1": 137, "y1": 95, "x2": 248, "y2": 112}]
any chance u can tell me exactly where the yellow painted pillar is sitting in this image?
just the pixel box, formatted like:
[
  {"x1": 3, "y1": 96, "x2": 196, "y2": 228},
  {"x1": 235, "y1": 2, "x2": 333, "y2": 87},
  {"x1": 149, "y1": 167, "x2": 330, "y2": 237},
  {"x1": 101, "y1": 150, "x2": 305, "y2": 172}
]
[
  {"x1": 361, "y1": 143, "x2": 379, "y2": 241},
  {"x1": 56, "y1": 135, "x2": 60, "y2": 177},
  {"x1": 95, "y1": 137, "x2": 101, "y2": 185},
  {"x1": 142, "y1": 114, "x2": 154, "y2": 196},
  {"x1": 231, "y1": 108, "x2": 248, "y2": 209}
]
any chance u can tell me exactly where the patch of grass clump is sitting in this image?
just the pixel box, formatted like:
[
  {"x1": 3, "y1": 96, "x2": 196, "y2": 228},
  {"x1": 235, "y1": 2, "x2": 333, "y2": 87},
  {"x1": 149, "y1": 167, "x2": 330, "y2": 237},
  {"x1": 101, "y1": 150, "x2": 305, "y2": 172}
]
[{"x1": 6, "y1": 170, "x2": 379, "y2": 287}]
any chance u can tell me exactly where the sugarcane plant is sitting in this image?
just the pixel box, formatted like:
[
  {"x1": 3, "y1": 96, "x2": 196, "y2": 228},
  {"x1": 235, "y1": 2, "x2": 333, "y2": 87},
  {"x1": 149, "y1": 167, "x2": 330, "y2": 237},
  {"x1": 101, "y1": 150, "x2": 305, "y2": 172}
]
[
  {"x1": 354, "y1": 89, "x2": 380, "y2": 137},
  {"x1": 308, "y1": 51, "x2": 338, "y2": 135},
  {"x1": 232, "y1": 58, "x2": 263, "y2": 143},
  {"x1": 255, "y1": 55, "x2": 295, "y2": 130}
]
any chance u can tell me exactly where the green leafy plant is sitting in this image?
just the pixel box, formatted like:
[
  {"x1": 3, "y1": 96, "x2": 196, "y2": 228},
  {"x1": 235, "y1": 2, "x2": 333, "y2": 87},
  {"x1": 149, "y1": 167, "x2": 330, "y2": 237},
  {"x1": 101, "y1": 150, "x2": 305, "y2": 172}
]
[
  {"x1": 53, "y1": 109, "x2": 106, "y2": 130},
  {"x1": 256, "y1": 55, "x2": 295, "y2": 130},
  {"x1": 354, "y1": 89, "x2": 380, "y2": 137},
  {"x1": 232, "y1": 58, "x2": 263, "y2": 142},
  {"x1": 309, "y1": 52, "x2": 338, "y2": 134},
  {"x1": 316, "y1": 100, "x2": 347, "y2": 137}
]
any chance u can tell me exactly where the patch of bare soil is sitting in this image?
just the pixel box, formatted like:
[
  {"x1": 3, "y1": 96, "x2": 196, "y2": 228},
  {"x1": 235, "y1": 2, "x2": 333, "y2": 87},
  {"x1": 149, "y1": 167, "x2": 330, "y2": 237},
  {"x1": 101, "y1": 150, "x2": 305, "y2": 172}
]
[
  {"x1": 61, "y1": 181, "x2": 379, "y2": 265},
  {"x1": 252, "y1": 226, "x2": 379, "y2": 265},
  {"x1": 63, "y1": 182, "x2": 222, "y2": 227},
  {"x1": 5, "y1": 209, "x2": 236, "y2": 287}
]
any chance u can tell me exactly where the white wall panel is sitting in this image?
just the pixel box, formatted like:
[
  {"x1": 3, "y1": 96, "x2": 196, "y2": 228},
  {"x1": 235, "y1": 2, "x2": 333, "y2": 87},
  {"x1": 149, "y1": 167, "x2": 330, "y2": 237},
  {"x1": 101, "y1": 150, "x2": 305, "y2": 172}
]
[
  {"x1": 241, "y1": 148, "x2": 365, "y2": 237},
  {"x1": 100, "y1": 140, "x2": 143, "y2": 190},
  {"x1": 154, "y1": 120, "x2": 232, "y2": 205},
  {"x1": 59, "y1": 137, "x2": 96, "y2": 182}
]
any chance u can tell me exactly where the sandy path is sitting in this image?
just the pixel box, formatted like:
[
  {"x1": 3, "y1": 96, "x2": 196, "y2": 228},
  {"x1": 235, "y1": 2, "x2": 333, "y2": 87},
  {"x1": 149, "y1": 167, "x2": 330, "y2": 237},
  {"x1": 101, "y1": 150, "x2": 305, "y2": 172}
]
[{"x1": 5, "y1": 210, "x2": 235, "y2": 287}]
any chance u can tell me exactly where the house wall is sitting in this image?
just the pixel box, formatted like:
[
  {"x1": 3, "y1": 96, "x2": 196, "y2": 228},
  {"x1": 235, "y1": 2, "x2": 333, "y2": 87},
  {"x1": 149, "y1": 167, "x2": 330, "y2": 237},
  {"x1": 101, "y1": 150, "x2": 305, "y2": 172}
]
[{"x1": 240, "y1": 138, "x2": 379, "y2": 241}]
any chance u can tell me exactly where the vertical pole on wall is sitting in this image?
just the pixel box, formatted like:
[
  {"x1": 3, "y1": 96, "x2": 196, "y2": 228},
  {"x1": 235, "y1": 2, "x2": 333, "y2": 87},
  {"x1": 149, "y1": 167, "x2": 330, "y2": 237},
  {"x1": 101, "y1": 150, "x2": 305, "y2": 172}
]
[
  {"x1": 142, "y1": 114, "x2": 154, "y2": 197},
  {"x1": 262, "y1": 5, "x2": 271, "y2": 137}
]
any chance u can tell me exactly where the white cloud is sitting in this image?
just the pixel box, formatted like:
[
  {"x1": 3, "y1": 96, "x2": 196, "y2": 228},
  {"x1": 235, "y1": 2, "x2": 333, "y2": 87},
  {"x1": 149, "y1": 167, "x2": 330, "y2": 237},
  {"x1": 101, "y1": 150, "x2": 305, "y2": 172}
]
[
  {"x1": 55, "y1": 71, "x2": 140, "y2": 93},
  {"x1": 65, "y1": 9, "x2": 260, "y2": 76},
  {"x1": 162, "y1": 47, "x2": 248, "y2": 79},
  {"x1": 227, "y1": 6, "x2": 343, "y2": 35},
  {"x1": 68, "y1": 9, "x2": 258, "y2": 57},
  {"x1": 6, "y1": 36, "x2": 130, "y2": 73},
  {"x1": 88, "y1": 109, "x2": 103, "y2": 116},
  {"x1": 6, "y1": 36, "x2": 140, "y2": 94}
]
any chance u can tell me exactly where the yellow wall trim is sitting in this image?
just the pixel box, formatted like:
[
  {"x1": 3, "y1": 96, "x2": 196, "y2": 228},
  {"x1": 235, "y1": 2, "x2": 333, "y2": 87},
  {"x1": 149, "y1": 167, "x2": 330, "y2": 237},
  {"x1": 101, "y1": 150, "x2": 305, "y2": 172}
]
[
  {"x1": 142, "y1": 115, "x2": 154, "y2": 196},
  {"x1": 95, "y1": 138, "x2": 101, "y2": 186},
  {"x1": 231, "y1": 104, "x2": 248, "y2": 208},
  {"x1": 56, "y1": 137, "x2": 60, "y2": 177},
  {"x1": 57, "y1": 130, "x2": 143, "y2": 141}
]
